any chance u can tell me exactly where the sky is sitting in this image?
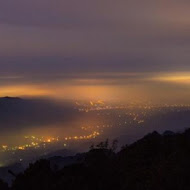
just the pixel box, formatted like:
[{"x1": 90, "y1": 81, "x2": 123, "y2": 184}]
[{"x1": 0, "y1": 0, "x2": 190, "y2": 103}]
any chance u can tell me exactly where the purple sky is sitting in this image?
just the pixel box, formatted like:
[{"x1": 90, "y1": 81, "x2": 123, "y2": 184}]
[{"x1": 0, "y1": 0, "x2": 190, "y2": 102}]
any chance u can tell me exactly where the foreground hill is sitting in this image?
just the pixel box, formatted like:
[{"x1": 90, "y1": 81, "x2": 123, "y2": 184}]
[{"x1": 1, "y1": 129, "x2": 190, "y2": 190}]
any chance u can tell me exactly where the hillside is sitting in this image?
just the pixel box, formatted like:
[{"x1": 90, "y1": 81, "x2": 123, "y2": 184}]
[{"x1": 1, "y1": 129, "x2": 190, "y2": 190}]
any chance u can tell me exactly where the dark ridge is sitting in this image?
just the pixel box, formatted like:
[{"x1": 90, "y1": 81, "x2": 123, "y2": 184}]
[{"x1": 1, "y1": 129, "x2": 190, "y2": 190}]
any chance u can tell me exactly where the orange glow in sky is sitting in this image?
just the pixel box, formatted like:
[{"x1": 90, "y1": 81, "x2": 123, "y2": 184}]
[
  {"x1": 1, "y1": 72, "x2": 190, "y2": 103},
  {"x1": 0, "y1": 85, "x2": 50, "y2": 97},
  {"x1": 151, "y1": 72, "x2": 190, "y2": 85}
]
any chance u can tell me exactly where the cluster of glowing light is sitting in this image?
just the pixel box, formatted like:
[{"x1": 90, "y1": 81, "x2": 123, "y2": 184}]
[
  {"x1": 0, "y1": 131, "x2": 101, "y2": 153},
  {"x1": 64, "y1": 131, "x2": 100, "y2": 141},
  {"x1": 138, "y1": 120, "x2": 145, "y2": 124},
  {"x1": 2, "y1": 145, "x2": 8, "y2": 150},
  {"x1": 76, "y1": 100, "x2": 127, "y2": 112},
  {"x1": 0, "y1": 136, "x2": 60, "y2": 152},
  {"x1": 24, "y1": 136, "x2": 59, "y2": 143}
]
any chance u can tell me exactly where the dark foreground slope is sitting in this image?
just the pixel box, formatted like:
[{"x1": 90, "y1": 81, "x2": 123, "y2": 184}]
[{"x1": 2, "y1": 129, "x2": 190, "y2": 190}]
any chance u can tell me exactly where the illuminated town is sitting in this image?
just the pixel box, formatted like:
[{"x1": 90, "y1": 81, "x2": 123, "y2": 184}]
[
  {"x1": 1, "y1": 100, "x2": 190, "y2": 166},
  {"x1": 0, "y1": 131, "x2": 100, "y2": 153}
]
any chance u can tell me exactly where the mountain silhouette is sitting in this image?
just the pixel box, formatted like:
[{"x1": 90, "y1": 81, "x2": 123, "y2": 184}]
[{"x1": 1, "y1": 129, "x2": 190, "y2": 190}]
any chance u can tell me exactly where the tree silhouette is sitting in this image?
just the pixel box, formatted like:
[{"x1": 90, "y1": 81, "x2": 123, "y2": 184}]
[
  {"x1": 8, "y1": 129, "x2": 190, "y2": 190},
  {"x1": 0, "y1": 179, "x2": 9, "y2": 190}
]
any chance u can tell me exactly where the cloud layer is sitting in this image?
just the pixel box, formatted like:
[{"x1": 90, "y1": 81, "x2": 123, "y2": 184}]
[{"x1": 0, "y1": 0, "x2": 189, "y2": 102}]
